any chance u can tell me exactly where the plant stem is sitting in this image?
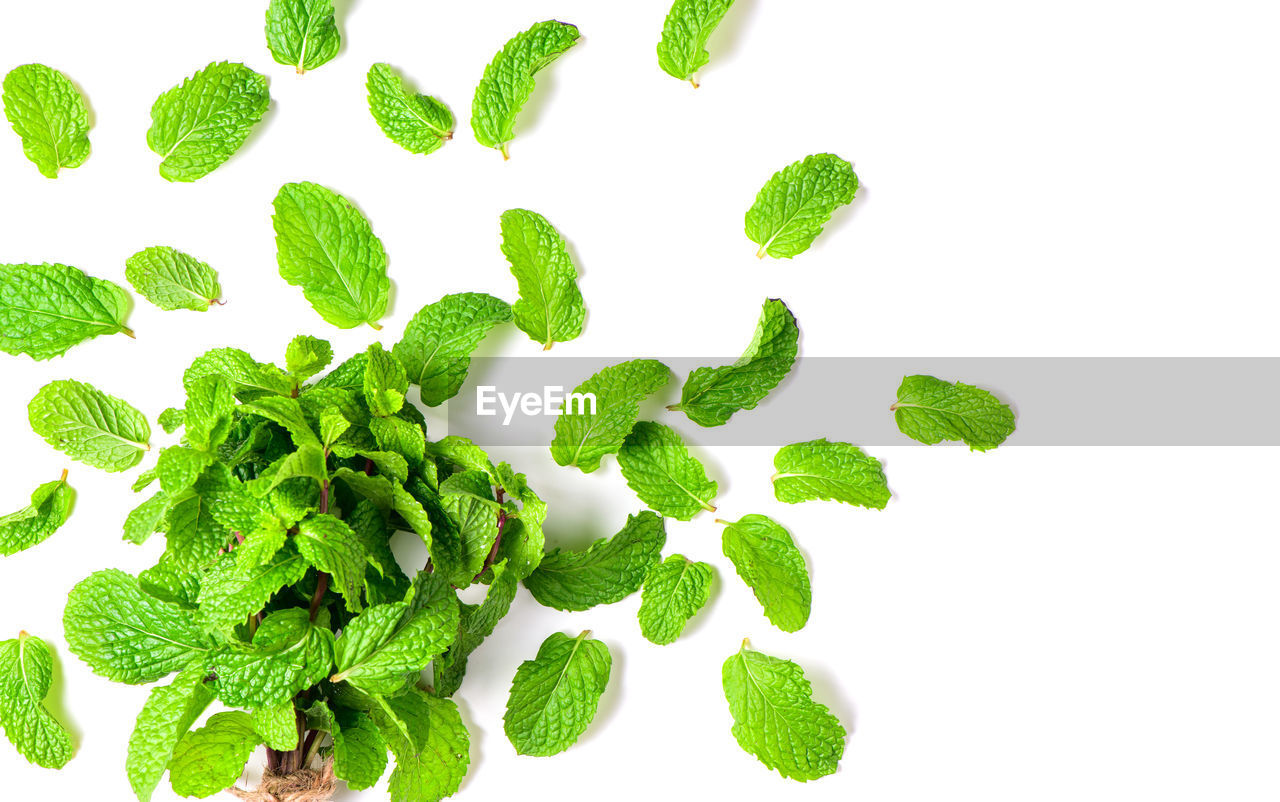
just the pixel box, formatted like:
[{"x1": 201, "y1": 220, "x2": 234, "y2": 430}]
[{"x1": 308, "y1": 573, "x2": 330, "y2": 622}]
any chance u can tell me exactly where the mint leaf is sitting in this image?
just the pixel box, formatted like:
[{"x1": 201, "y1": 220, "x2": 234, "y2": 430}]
[
  {"x1": 549, "y1": 359, "x2": 670, "y2": 473},
  {"x1": 183, "y1": 375, "x2": 235, "y2": 452},
  {"x1": 671, "y1": 298, "x2": 798, "y2": 426},
  {"x1": 471, "y1": 20, "x2": 581, "y2": 159},
  {"x1": 196, "y1": 544, "x2": 309, "y2": 631},
  {"x1": 0, "y1": 471, "x2": 73, "y2": 556},
  {"x1": 252, "y1": 702, "x2": 300, "y2": 750},
  {"x1": 637, "y1": 555, "x2": 713, "y2": 645},
  {"x1": 157, "y1": 408, "x2": 185, "y2": 434},
  {"x1": 503, "y1": 630, "x2": 610, "y2": 756},
  {"x1": 273, "y1": 181, "x2": 390, "y2": 330},
  {"x1": 500, "y1": 208, "x2": 585, "y2": 349},
  {"x1": 124, "y1": 246, "x2": 222, "y2": 312},
  {"x1": 392, "y1": 293, "x2": 511, "y2": 406},
  {"x1": 124, "y1": 493, "x2": 169, "y2": 546},
  {"x1": 0, "y1": 633, "x2": 73, "y2": 769},
  {"x1": 772, "y1": 439, "x2": 890, "y2": 509},
  {"x1": 2, "y1": 64, "x2": 90, "y2": 178},
  {"x1": 363, "y1": 342, "x2": 408, "y2": 417},
  {"x1": 126, "y1": 665, "x2": 215, "y2": 802},
  {"x1": 438, "y1": 470, "x2": 500, "y2": 588},
  {"x1": 434, "y1": 559, "x2": 519, "y2": 697},
  {"x1": 167, "y1": 712, "x2": 262, "y2": 798},
  {"x1": 0, "y1": 262, "x2": 132, "y2": 360},
  {"x1": 266, "y1": 0, "x2": 340, "y2": 74},
  {"x1": 295, "y1": 514, "x2": 366, "y2": 613},
  {"x1": 719, "y1": 514, "x2": 810, "y2": 632},
  {"x1": 163, "y1": 489, "x2": 236, "y2": 571},
  {"x1": 28, "y1": 379, "x2": 151, "y2": 472},
  {"x1": 285, "y1": 335, "x2": 333, "y2": 382},
  {"x1": 524, "y1": 510, "x2": 666, "y2": 611},
  {"x1": 306, "y1": 701, "x2": 387, "y2": 791},
  {"x1": 617, "y1": 421, "x2": 717, "y2": 520},
  {"x1": 367, "y1": 63, "x2": 453, "y2": 155},
  {"x1": 746, "y1": 153, "x2": 858, "y2": 258},
  {"x1": 373, "y1": 689, "x2": 470, "y2": 802},
  {"x1": 656, "y1": 0, "x2": 736, "y2": 86},
  {"x1": 147, "y1": 61, "x2": 269, "y2": 182},
  {"x1": 185, "y1": 347, "x2": 296, "y2": 399},
  {"x1": 425, "y1": 435, "x2": 498, "y2": 480},
  {"x1": 240, "y1": 396, "x2": 322, "y2": 451},
  {"x1": 722, "y1": 641, "x2": 846, "y2": 781},
  {"x1": 208, "y1": 608, "x2": 334, "y2": 708},
  {"x1": 892, "y1": 374, "x2": 1016, "y2": 451},
  {"x1": 155, "y1": 447, "x2": 214, "y2": 496},
  {"x1": 63, "y1": 569, "x2": 209, "y2": 684}
]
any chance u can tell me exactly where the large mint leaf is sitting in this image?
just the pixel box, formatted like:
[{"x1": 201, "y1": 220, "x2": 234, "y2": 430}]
[
  {"x1": 125, "y1": 246, "x2": 222, "y2": 312},
  {"x1": 126, "y1": 665, "x2": 215, "y2": 802},
  {"x1": 772, "y1": 439, "x2": 890, "y2": 509},
  {"x1": 306, "y1": 701, "x2": 386, "y2": 791},
  {"x1": 273, "y1": 181, "x2": 390, "y2": 330},
  {"x1": 266, "y1": 0, "x2": 340, "y2": 74},
  {"x1": 392, "y1": 293, "x2": 511, "y2": 406},
  {"x1": 372, "y1": 689, "x2": 470, "y2": 802},
  {"x1": 208, "y1": 608, "x2": 334, "y2": 709},
  {"x1": 549, "y1": 359, "x2": 670, "y2": 473},
  {"x1": 28, "y1": 379, "x2": 150, "y2": 472},
  {"x1": 746, "y1": 153, "x2": 858, "y2": 258},
  {"x1": 0, "y1": 262, "x2": 131, "y2": 360},
  {"x1": 637, "y1": 554, "x2": 714, "y2": 645},
  {"x1": 524, "y1": 510, "x2": 665, "y2": 611},
  {"x1": 146, "y1": 61, "x2": 269, "y2": 182},
  {"x1": 719, "y1": 514, "x2": 810, "y2": 632},
  {"x1": 656, "y1": 0, "x2": 736, "y2": 86},
  {"x1": 500, "y1": 208, "x2": 585, "y2": 349},
  {"x1": 1, "y1": 64, "x2": 90, "y2": 177},
  {"x1": 167, "y1": 712, "x2": 262, "y2": 798},
  {"x1": 0, "y1": 471, "x2": 73, "y2": 556},
  {"x1": 438, "y1": 470, "x2": 500, "y2": 588},
  {"x1": 367, "y1": 63, "x2": 453, "y2": 155},
  {"x1": 471, "y1": 20, "x2": 580, "y2": 158},
  {"x1": 617, "y1": 421, "x2": 717, "y2": 520},
  {"x1": 184, "y1": 347, "x2": 296, "y2": 398},
  {"x1": 196, "y1": 544, "x2": 309, "y2": 631},
  {"x1": 892, "y1": 374, "x2": 1016, "y2": 451},
  {"x1": 295, "y1": 514, "x2": 366, "y2": 613},
  {"x1": 503, "y1": 631, "x2": 610, "y2": 756},
  {"x1": 0, "y1": 633, "x2": 73, "y2": 768}
]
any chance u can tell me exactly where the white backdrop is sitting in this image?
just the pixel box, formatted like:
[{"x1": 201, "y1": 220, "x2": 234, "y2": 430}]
[{"x1": 2, "y1": 1, "x2": 1279, "y2": 800}]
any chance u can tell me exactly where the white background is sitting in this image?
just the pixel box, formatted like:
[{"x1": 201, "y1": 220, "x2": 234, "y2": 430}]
[{"x1": 2, "y1": 1, "x2": 1279, "y2": 800}]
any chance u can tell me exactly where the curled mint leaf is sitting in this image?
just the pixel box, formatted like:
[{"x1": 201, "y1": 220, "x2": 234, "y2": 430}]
[
  {"x1": 500, "y1": 208, "x2": 585, "y2": 350},
  {"x1": 0, "y1": 470, "x2": 73, "y2": 557},
  {"x1": 892, "y1": 374, "x2": 1016, "y2": 451},
  {"x1": 719, "y1": 514, "x2": 810, "y2": 632},
  {"x1": 1, "y1": 63, "x2": 90, "y2": 178},
  {"x1": 524, "y1": 510, "x2": 666, "y2": 611},
  {"x1": 656, "y1": 0, "x2": 736, "y2": 87},
  {"x1": 0, "y1": 632, "x2": 73, "y2": 769},
  {"x1": 367, "y1": 62, "x2": 453, "y2": 155},
  {"x1": 392, "y1": 293, "x2": 511, "y2": 406},
  {"x1": 146, "y1": 61, "x2": 269, "y2": 182},
  {"x1": 126, "y1": 666, "x2": 214, "y2": 802},
  {"x1": 0, "y1": 263, "x2": 132, "y2": 361},
  {"x1": 746, "y1": 153, "x2": 858, "y2": 258},
  {"x1": 266, "y1": 0, "x2": 341, "y2": 74}
]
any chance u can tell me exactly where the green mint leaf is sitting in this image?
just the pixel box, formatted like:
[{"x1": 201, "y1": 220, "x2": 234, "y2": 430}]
[
  {"x1": 295, "y1": 514, "x2": 366, "y2": 613},
  {"x1": 438, "y1": 471, "x2": 500, "y2": 588},
  {"x1": 157, "y1": 408, "x2": 185, "y2": 434},
  {"x1": 363, "y1": 342, "x2": 408, "y2": 417},
  {"x1": 719, "y1": 514, "x2": 810, "y2": 632},
  {"x1": 273, "y1": 181, "x2": 390, "y2": 330},
  {"x1": 196, "y1": 543, "x2": 309, "y2": 631},
  {"x1": 503, "y1": 630, "x2": 610, "y2": 756},
  {"x1": 549, "y1": 359, "x2": 670, "y2": 473},
  {"x1": 656, "y1": 0, "x2": 736, "y2": 86},
  {"x1": 524, "y1": 510, "x2": 666, "y2": 611},
  {"x1": 471, "y1": 20, "x2": 581, "y2": 158},
  {"x1": 185, "y1": 347, "x2": 296, "y2": 399},
  {"x1": 138, "y1": 552, "x2": 202, "y2": 609},
  {"x1": 208, "y1": 608, "x2": 334, "y2": 709},
  {"x1": 28, "y1": 379, "x2": 151, "y2": 472},
  {"x1": 373, "y1": 689, "x2": 470, "y2": 802},
  {"x1": 122, "y1": 492, "x2": 169, "y2": 545},
  {"x1": 63, "y1": 569, "x2": 209, "y2": 684},
  {"x1": 371, "y1": 416, "x2": 425, "y2": 469},
  {"x1": 367, "y1": 62, "x2": 454, "y2": 155},
  {"x1": 163, "y1": 488, "x2": 236, "y2": 571},
  {"x1": 155, "y1": 447, "x2": 214, "y2": 496},
  {"x1": 0, "y1": 262, "x2": 132, "y2": 360},
  {"x1": 183, "y1": 375, "x2": 235, "y2": 453},
  {"x1": 892, "y1": 374, "x2": 1016, "y2": 451},
  {"x1": 772, "y1": 439, "x2": 890, "y2": 509},
  {"x1": 254, "y1": 444, "x2": 328, "y2": 496},
  {"x1": 167, "y1": 712, "x2": 262, "y2": 798},
  {"x1": 1, "y1": 64, "x2": 90, "y2": 178},
  {"x1": 746, "y1": 153, "x2": 858, "y2": 258},
  {"x1": 722, "y1": 641, "x2": 846, "y2": 781},
  {"x1": 425, "y1": 435, "x2": 498, "y2": 480},
  {"x1": 434, "y1": 559, "x2": 519, "y2": 697},
  {"x1": 637, "y1": 554, "x2": 714, "y2": 645},
  {"x1": 126, "y1": 665, "x2": 215, "y2": 802},
  {"x1": 617, "y1": 421, "x2": 717, "y2": 520},
  {"x1": 331, "y1": 573, "x2": 459, "y2": 695},
  {"x1": 0, "y1": 633, "x2": 73, "y2": 769},
  {"x1": 497, "y1": 488, "x2": 547, "y2": 581},
  {"x1": 266, "y1": 0, "x2": 340, "y2": 74},
  {"x1": 671, "y1": 298, "x2": 798, "y2": 427},
  {"x1": 124, "y1": 246, "x2": 222, "y2": 312},
  {"x1": 0, "y1": 471, "x2": 73, "y2": 556},
  {"x1": 307, "y1": 701, "x2": 387, "y2": 791},
  {"x1": 147, "y1": 61, "x2": 269, "y2": 182},
  {"x1": 392, "y1": 292, "x2": 511, "y2": 406},
  {"x1": 285, "y1": 335, "x2": 333, "y2": 382},
  {"x1": 252, "y1": 701, "x2": 300, "y2": 750},
  {"x1": 500, "y1": 208, "x2": 585, "y2": 349},
  {"x1": 240, "y1": 395, "x2": 322, "y2": 451}
]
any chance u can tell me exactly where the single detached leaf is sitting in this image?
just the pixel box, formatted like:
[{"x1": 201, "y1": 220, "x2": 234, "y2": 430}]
[
  {"x1": 0, "y1": 633, "x2": 73, "y2": 769},
  {"x1": 746, "y1": 153, "x2": 858, "y2": 258},
  {"x1": 524, "y1": 510, "x2": 666, "y2": 611},
  {"x1": 471, "y1": 20, "x2": 581, "y2": 158},
  {"x1": 503, "y1": 631, "x2": 611, "y2": 756},
  {"x1": 2, "y1": 64, "x2": 90, "y2": 177},
  {"x1": 549, "y1": 359, "x2": 670, "y2": 473},
  {"x1": 273, "y1": 181, "x2": 390, "y2": 330},
  {"x1": 63, "y1": 569, "x2": 210, "y2": 684},
  {"x1": 374, "y1": 690, "x2": 470, "y2": 802},
  {"x1": 637, "y1": 555, "x2": 714, "y2": 645},
  {"x1": 266, "y1": 0, "x2": 341, "y2": 74},
  {"x1": 499, "y1": 208, "x2": 585, "y2": 350},
  {"x1": 124, "y1": 246, "x2": 222, "y2": 312},
  {"x1": 891, "y1": 374, "x2": 1016, "y2": 451},
  {"x1": 285, "y1": 335, "x2": 333, "y2": 382},
  {"x1": 719, "y1": 514, "x2": 810, "y2": 632},
  {"x1": 127, "y1": 665, "x2": 215, "y2": 802},
  {"x1": 671, "y1": 298, "x2": 798, "y2": 427},
  {"x1": 772, "y1": 439, "x2": 890, "y2": 509},
  {"x1": 29, "y1": 379, "x2": 151, "y2": 472},
  {"x1": 618, "y1": 421, "x2": 717, "y2": 520},
  {"x1": 0, "y1": 262, "x2": 132, "y2": 360},
  {"x1": 147, "y1": 61, "x2": 270, "y2": 182},
  {"x1": 722, "y1": 642, "x2": 846, "y2": 781},
  {"x1": 392, "y1": 293, "x2": 511, "y2": 406},
  {"x1": 656, "y1": 0, "x2": 736, "y2": 86},
  {"x1": 367, "y1": 62, "x2": 453, "y2": 155},
  {"x1": 0, "y1": 471, "x2": 73, "y2": 556},
  {"x1": 167, "y1": 712, "x2": 262, "y2": 798}
]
